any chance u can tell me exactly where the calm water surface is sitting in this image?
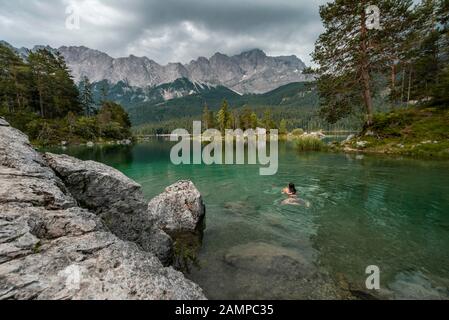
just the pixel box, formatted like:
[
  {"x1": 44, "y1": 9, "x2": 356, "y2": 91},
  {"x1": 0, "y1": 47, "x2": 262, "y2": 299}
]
[{"x1": 45, "y1": 140, "x2": 449, "y2": 299}]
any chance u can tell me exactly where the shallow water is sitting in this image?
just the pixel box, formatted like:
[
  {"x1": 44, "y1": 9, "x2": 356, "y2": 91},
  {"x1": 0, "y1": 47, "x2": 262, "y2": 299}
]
[{"x1": 45, "y1": 140, "x2": 449, "y2": 299}]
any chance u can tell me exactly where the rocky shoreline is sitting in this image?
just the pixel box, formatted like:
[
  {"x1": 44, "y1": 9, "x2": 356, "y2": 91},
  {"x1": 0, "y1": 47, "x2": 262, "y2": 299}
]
[{"x1": 0, "y1": 117, "x2": 206, "y2": 300}]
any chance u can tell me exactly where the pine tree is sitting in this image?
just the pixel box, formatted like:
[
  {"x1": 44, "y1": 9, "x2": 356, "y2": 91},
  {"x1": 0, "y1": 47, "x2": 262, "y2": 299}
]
[
  {"x1": 250, "y1": 112, "x2": 258, "y2": 129},
  {"x1": 279, "y1": 119, "x2": 288, "y2": 135},
  {"x1": 28, "y1": 49, "x2": 51, "y2": 117},
  {"x1": 208, "y1": 110, "x2": 216, "y2": 129},
  {"x1": 379, "y1": 1, "x2": 414, "y2": 105},
  {"x1": 79, "y1": 76, "x2": 95, "y2": 116},
  {"x1": 312, "y1": 0, "x2": 414, "y2": 124},
  {"x1": 239, "y1": 106, "x2": 253, "y2": 130},
  {"x1": 432, "y1": 0, "x2": 449, "y2": 104},
  {"x1": 216, "y1": 100, "x2": 231, "y2": 131},
  {"x1": 202, "y1": 103, "x2": 211, "y2": 129},
  {"x1": 100, "y1": 81, "x2": 110, "y2": 104},
  {"x1": 0, "y1": 44, "x2": 30, "y2": 112},
  {"x1": 262, "y1": 110, "x2": 276, "y2": 130},
  {"x1": 28, "y1": 48, "x2": 81, "y2": 118},
  {"x1": 53, "y1": 51, "x2": 82, "y2": 117}
]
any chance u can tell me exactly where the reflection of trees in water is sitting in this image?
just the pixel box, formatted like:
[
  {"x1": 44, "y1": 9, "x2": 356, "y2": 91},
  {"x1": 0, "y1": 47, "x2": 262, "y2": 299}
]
[{"x1": 63, "y1": 145, "x2": 134, "y2": 168}]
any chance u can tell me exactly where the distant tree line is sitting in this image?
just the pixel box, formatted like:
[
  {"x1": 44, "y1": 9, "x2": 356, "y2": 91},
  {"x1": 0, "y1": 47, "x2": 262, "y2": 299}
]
[
  {"x1": 133, "y1": 99, "x2": 358, "y2": 136},
  {"x1": 0, "y1": 44, "x2": 132, "y2": 145}
]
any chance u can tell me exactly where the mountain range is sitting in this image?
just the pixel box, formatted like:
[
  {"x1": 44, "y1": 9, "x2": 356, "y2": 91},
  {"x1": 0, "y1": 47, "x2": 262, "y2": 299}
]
[
  {"x1": 59, "y1": 46, "x2": 312, "y2": 94},
  {"x1": 2, "y1": 41, "x2": 313, "y2": 94}
]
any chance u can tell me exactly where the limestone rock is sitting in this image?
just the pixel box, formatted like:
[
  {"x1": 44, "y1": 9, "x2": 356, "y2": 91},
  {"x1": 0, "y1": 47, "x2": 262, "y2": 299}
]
[
  {"x1": 0, "y1": 125, "x2": 205, "y2": 300},
  {"x1": 0, "y1": 117, "x2": 9, "y2": 127},
  {"x1": 0, "y1": 205, "x2": 204, "y2": 300},
  {"x1": 44, "y1": 153, "x2": 175, "y2": 265},
  {"x1": 147, "y1": 181, "x2": 205, "y2": 234},
  {"x1": 44, "y1": 153, "x2": 148, "y2": 241}
]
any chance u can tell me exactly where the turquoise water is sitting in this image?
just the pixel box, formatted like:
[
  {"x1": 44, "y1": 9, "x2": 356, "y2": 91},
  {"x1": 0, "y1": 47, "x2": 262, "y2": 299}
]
[{"x1": 46, "y1": 140, "x2": 449, "y2": 299}]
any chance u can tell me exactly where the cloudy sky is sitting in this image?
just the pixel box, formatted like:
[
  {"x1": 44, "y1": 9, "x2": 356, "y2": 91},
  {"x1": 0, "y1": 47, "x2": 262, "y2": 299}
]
[{"x1": 0, "y1": 0, "x2": 328, "y2": 65}]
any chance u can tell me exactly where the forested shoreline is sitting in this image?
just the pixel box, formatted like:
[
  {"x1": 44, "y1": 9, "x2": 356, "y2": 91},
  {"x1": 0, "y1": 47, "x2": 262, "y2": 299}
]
[{"x1": 0, "y1": 44, "x2": 132, "y2": 146}]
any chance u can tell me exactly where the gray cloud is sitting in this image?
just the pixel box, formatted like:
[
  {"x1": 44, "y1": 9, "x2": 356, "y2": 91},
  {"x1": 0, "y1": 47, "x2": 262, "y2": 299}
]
[{"x1": 0, "y1": 0, "x2": 327, "y2": 65}]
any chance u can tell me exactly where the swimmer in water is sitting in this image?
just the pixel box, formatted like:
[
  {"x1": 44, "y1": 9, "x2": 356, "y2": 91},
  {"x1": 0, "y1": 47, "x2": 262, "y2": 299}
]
[
  {"x1": 281, "y1": 183, "x2": 310, "y2": 207},
  {"x1": 282, "y1": 183, "x2": 297, "y2": 196}
]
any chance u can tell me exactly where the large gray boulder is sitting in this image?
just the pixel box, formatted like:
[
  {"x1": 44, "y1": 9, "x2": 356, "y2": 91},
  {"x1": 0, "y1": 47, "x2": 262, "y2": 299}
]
[
  {"x1": 44, "y1": 153, "x2": 173, "y2": 265},
  {"x1": 147, "y1": 181, "x2": 205, "y2": 234},
  {"x1": 44, "y1": 153, "x2": 148, "y2": 241},
  {"x1": 0, "y1": 119, "x2": 205, "y2": 300},
  {"x1": 0, "y1": 204, "x2": 204, "y2": 300}
]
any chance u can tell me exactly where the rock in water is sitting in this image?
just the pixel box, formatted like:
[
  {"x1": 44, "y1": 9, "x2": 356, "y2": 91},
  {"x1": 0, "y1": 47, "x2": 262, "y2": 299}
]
[
  {"x1": 147, "y1": 181, "x2": 206, "y2": 271},
  {"x1": 221, "y1": 242, "x2": 340, "y2": 299},
  {"x1": 44, "y1": 153, "x2": 173, "y2": 265},
  {"x1": 44, "y1": 153, "x2": 148, "y2": 240},
  {"x1": 148, "y1": 181, "x2": 206, "y2": 234},
  {"x1": 0, "y1": 123, "x2": 205, "y2": 299}
]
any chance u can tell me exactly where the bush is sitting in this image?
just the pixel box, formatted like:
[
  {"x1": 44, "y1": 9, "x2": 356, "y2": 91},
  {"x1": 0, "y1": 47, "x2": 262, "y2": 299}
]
[
  {"x1": 101, "y1": 121, "x2": 127, "y2": 140},
  {"x1": 0, "y1": 108, "x2": 40, "y2": 134},
  {"x1": 74, "y1": 116, "x2": 98, "y2": 140},
  {"x1": 26, "y1": 119, "x2": 63, "y2": 146},
  {"x1": 291, "y1": 128, "x2": 304, "y2": 136},
  {"x1": 295, "y1": 136, "x2": 327, "y2": 152}
]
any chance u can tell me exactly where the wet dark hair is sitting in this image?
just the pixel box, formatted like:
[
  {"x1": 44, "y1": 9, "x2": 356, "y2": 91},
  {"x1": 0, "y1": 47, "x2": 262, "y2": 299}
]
[{"x1": 288, "y1": 183, "x2": 297, "y2": 194}]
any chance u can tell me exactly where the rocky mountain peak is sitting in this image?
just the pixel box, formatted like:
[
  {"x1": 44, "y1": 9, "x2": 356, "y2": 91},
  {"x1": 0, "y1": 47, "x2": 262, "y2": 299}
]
[{"x1": 1, "y1": 40, "x2": 312, "y2": 94}]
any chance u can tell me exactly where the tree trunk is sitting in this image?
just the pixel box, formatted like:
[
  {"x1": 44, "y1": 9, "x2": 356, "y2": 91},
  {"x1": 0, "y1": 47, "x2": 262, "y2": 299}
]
[
  {"x1": 391, "y1": 63, "x2": 396, "y2": 107},
  {"x1": 360, "y1": 6, "x2": 374, "y2": 125},
  {"x1": 38, "y1": 80, "x2": 44, "y2": 118},
  {"x1": 12, "y1": 70, "x2": 20, "y2": 112},
  {"x1": 407, "y1": 66, "x2": 412, "y2": 106},
  {"x1": 400, "y1": 64, "x2": 406, "y2": 106}
]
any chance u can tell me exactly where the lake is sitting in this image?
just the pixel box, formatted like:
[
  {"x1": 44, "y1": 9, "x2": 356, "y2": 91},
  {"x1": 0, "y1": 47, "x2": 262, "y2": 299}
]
[{"x1": 44, "y1": 140, "x2": 449, "y2": 299}]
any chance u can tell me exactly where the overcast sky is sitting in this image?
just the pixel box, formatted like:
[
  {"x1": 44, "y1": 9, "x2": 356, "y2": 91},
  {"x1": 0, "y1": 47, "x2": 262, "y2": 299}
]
[{"x1": 0, "y1": 0, "x2": 328, "y2": 65}]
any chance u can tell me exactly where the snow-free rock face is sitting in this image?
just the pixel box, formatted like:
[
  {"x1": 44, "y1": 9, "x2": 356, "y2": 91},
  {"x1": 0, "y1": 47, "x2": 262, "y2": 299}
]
[
  {"x1": 44, "y1": 152, "x2": 174, "y2": 265},
  {"x1": 147, "y1": 181, "x2": 206, "y2": 235},
  {"x1": 0, "y1": 119, "x2": 205, "y2": 300},
  {"x1": 56, "y1": 45, "x2": 312, "y2": 94},
  {"x1": 44, "y1": 153, "x2": 147, "y2": 239}
]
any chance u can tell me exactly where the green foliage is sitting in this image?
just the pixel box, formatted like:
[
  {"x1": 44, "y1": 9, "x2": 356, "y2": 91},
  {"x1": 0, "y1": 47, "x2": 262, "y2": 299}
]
[
  {"x1": 295, "y1": 136, "x2": 327, "y2": 152},
  {"x1": 0, "y1": 44, "x2": 131, "y2": 146},
  {"x1": 28, "y1": 49, "x2": 81, "y2": 118},
  {"x1": 250, "y1": 112, "x2": 258, "y2": 129},
  {"x1": 279, "y1": 119, "x2": 288, "y2": 135},
  {"x1": 216, "y1": 100, "x2": 232, "y2": 131},
  {"x1": 79, "y1": 76, "x2": 95, "y2": 116},
  {"x1": 202, "y1": 103, "x2": 215, "y2": 129},
  {"x1": 347, "y1": 107, "x2": 449, "y2": 158},
  {"x1": 262, "y1": 109, "x2": 276, "y2": 131},
  {"x1": 310, "y1": 0, "x2": 449, "y2": 125},
  {"x1": 291, "y1": 128, "x2": 305, "y2": 136},
  {"x1": 0, "y1": 44, "x2": 30, "y2": 112},
  {"x1": 74, "y1": 116, "x2": 98, "y2": 141}
]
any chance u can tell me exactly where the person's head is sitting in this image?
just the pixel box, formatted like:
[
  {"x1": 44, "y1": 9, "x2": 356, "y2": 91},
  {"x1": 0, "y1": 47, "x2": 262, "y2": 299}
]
[{"x1": 288, "y1": 183, "x2": 297, "y2": 194}]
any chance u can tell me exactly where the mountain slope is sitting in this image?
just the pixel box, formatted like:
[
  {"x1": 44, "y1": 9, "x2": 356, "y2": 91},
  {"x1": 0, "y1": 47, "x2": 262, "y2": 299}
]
[
  {"x1": 92, "y1": 77, "x2": 240, "y2": 109},
  {"x1": 59, "y1": 46, "x2": 312, "y2": 94},
  {"x1": 127, "y1": 81, "x2": 318, "y2": 126},
  {"x1": 3, "y1": 40, "x2": 314, "y2": 94}
]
